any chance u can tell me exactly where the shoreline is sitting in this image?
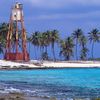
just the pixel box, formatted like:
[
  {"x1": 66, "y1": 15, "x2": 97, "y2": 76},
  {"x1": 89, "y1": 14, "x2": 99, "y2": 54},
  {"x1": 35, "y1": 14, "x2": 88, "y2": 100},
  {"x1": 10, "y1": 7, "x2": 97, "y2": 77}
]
[
  {"x1": 0, "y1": 60, "x2": 100, "y2": 69},
  {"x1": 0, "y1": 66, "x2": 100, "y2": 71},
  {"x1": 0, "y1": 92, "x2": 100, "y2": 100},
  {"x1": 0, "y1": 93, "x2": 50, "y2": 100}
]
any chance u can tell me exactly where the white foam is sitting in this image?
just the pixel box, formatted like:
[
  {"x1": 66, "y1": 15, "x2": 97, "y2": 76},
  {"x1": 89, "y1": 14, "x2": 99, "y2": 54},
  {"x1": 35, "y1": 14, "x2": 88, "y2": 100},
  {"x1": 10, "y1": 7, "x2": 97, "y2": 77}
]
[{"x1": 4, "y1": 87, "x2": 21, "y2": 93}]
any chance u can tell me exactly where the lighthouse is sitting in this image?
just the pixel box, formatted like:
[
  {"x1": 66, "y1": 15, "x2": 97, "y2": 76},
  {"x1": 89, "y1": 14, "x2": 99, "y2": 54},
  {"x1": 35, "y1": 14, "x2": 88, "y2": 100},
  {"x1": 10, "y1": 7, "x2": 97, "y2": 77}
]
[{"x1": 5, "y1": 2, "x2": 30, "y2": 61}]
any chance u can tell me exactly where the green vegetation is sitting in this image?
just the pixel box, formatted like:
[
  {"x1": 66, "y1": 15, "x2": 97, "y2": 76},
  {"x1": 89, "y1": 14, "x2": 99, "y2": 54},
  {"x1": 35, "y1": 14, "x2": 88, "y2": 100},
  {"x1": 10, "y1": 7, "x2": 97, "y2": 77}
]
[
  {"x1": 72, "y1": 28, "x2": 83, "y2": 60},
  {"x1": 59, "y1": 37, "x2": 74, "y2": 60},
  {"x1": 0, "y1": 22, "x2": 100, "y2": 61},
  {"x1": 88, "y1": 28, "x2": 100, "y2": 59}
]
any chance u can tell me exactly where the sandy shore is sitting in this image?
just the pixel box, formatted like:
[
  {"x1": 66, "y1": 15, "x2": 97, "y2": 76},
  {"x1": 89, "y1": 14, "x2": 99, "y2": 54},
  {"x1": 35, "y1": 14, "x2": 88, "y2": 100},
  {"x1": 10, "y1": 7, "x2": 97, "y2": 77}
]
[{"x1": 0, "y1": 60, "x2": 100, "y2": 69}]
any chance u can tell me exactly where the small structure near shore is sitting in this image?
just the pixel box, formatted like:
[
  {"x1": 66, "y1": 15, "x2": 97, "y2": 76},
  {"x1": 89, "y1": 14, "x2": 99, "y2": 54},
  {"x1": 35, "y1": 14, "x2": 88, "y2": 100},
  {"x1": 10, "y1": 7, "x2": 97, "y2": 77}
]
[{"x1": 4, "y1": 2, "x2": 30, "y2": 61}]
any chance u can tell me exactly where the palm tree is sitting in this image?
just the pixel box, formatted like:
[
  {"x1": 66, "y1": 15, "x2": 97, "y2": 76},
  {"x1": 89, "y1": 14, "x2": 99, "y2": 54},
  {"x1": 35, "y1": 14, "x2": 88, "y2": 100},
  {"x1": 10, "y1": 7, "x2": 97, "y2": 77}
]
[
  {"x1": 80, "y1": 47, "x2": 88, "y2": 60},
  {"x1": 40, "y1": 31, "x2": 51, "y2": 60},
  {"x1": 0, "y1": 23, "x2": 9, "y2": 38},
  {"x1": 49, "y1": 30, "x2": 59, "y2": 61},
  {"x1": 0, "y1": 36, "x2": 6, "y2": 55},
  {"x1": 38, "y1": 33, "x2": 46, "y2": 56},
  {"x1": 72, "y1": 28, "x2": 83, "y2": 60},
  {"x1": 0, "y1": 23, "x2": 9, "y2": 55},
  {"x1": 31, "y1": 32, "x2": 37, "y2": 45},
  {"x1": 27, "y1": 35, "x2": 31, "y2": 57},
  {"x1": 0, "y1": 22, "x2": 24, "y2": 54},
  {"x1": 59, "y1": 37, "x2": 74, "y2": 60},
  {"x1": 79, "y1": 35, "x2": 88, "y2": 60},
  {"x1": 30, "y1": 31, "x2": 41, "y2": 59},
  {"x1": 43, "y1": 31, "x2": 51, "y2": 53},
  {"x1": 88, "y1": 28, "x2": 100, "y2": 59}
]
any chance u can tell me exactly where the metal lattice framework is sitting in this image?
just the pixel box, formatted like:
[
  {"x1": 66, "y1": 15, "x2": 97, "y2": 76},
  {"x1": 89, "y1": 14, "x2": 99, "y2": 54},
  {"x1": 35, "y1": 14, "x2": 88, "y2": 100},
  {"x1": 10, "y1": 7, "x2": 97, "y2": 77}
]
[{"x1": 5, "y1": 3, "x2": 29, "y2": 61}]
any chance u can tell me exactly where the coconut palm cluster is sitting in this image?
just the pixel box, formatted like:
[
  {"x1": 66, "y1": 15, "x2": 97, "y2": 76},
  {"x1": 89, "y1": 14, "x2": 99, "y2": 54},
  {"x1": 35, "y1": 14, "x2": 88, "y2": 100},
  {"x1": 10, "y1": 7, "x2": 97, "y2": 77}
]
[{"x1": 0, "y1": 23, "x2": 100, "y2": 61}]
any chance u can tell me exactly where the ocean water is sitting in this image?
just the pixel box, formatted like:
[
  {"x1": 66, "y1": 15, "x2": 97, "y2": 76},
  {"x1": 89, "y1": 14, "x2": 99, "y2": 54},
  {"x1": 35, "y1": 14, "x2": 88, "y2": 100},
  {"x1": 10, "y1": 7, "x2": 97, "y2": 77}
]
[{"x1": 0, "y1": 68, "x2": 100, "y2": 99}]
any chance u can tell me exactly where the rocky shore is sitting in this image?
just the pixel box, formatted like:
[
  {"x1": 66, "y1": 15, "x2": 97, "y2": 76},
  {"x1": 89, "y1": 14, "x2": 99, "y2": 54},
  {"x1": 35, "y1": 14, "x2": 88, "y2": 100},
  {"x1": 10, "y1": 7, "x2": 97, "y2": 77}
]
[
  {"x1": 0, "y1": 93, "x2": 100, "y2": 100},
  {"x1": 0, "y1": 93, "x2": 50, "y2": 100}
]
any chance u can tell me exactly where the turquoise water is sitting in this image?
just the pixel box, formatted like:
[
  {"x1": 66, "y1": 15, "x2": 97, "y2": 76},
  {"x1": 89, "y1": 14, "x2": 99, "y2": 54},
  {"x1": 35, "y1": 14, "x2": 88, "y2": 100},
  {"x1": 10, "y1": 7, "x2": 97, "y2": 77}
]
[{"x1": 0, "y1": 68, "x2": 100, "y2": 98}]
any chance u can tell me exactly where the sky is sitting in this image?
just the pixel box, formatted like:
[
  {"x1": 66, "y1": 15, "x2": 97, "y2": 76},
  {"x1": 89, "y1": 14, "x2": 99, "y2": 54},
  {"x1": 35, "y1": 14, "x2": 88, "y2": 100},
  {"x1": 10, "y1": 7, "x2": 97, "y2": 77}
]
[{"x1": 0, "y1": 0, "x2": 100, "y2": 59}]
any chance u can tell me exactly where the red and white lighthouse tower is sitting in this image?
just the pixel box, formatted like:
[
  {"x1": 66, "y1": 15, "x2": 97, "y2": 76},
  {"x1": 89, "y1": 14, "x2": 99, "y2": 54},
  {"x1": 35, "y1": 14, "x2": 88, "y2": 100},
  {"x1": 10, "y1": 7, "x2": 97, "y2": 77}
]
[{"x1": 5, "y1": 2, "x2": 30, "y2": 61}]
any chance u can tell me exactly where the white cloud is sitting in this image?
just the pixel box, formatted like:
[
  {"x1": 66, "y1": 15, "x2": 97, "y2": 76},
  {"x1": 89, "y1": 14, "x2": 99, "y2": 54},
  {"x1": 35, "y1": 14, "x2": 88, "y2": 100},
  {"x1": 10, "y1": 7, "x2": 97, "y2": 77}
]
[
  {"x1": 26, "y1": 10, "x2": 100, "y2": 20},
  {"x1": 22, "y1": 0, "x2": 100, "y2": 22},
  {"x1": 24, "y1": 0, "x2": 100, "y2": 8}
]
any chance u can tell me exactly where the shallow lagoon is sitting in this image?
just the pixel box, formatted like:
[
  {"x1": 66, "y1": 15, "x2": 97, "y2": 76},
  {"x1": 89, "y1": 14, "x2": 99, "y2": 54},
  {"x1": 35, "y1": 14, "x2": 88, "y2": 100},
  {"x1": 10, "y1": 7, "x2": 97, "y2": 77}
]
[{"x1": 0, "y1": 68, "x2": 100, "y2": 99}]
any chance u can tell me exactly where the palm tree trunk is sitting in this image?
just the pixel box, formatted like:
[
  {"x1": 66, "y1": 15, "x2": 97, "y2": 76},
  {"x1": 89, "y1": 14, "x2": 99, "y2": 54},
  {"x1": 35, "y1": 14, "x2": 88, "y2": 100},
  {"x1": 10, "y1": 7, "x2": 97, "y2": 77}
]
[
  {"x1": 40, "y1": 46, "x2": 42, "y2": 60},
  {"x1": 29, "y1": 42, "x2": 30, "y2": 57},
  {"x1": 45, "y1": 46, "x2": 48, "y2": 53},
  {"x1": 66, "y1": 55, "x2": 70, "y2": 61},
  {"x1": 92, "y1": 42, "x2": 94, "y2": 60},
  {"x1": 52, "y1": 43, "x2": 56, "y2": 61},
  {"x1": 2, "y1": 49, "x2": 5, "y2": 58},
  {"x1": 34, "y1": 46, "x2": 37, "y2": 60},
  {"x1": 76, "y1": 39, "x2": 78, "y2": 60},
  {"x1": 36, "y1": 46, "x2": 39, "y2": 60}
]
